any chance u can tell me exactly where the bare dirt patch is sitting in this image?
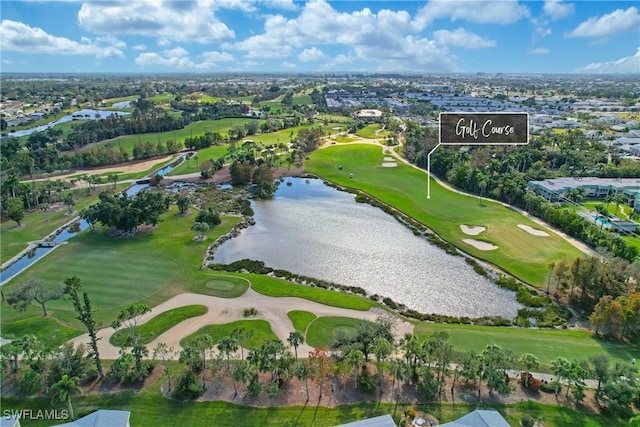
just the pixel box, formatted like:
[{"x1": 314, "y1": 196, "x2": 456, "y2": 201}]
[
  {"x1": 460, "y1": 225, "x2": 486, "y2": 236},
  {"x1": 463, "y1": 238, "x2": 498, "y2": 251},
  {"x1": 517, "y1": 224, "x2": 550, "y2": 237}
]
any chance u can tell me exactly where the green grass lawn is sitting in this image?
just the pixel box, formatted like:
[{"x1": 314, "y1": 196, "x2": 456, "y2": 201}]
[
  {"x1": 306, "y1": 145, "x2": 582, "y2": 286},
  {"x1": 0, "y1": 184, "x2": 128, "y2": 264},
  {"x1": 80, "y1": 118, "x2": 255, "y2": 157},
  {"x1": 288, "y1": 310, "x2": 317, "y2": 333},
  {"x1": 110, "y1": 305, "x2": 208, "y2": 347},
  {"x1": 1, "y1": 208, "x2": 241, "y2": 347},
  {"x1": 0, "y1": 392, "x2": 627, "y2": 427},
  {"x1": 293, "y1": 94, "x2": 313, "y2": 105},
  {"x1": 355, "y1": 124, "x2": 391, "y2": 139},
  {"x1": 167, "y1": 145, "x2": 230, "y2": 176},
  {"x1": 190, "y1": 275, "x2": 250, "y2": 298},
  {"x1": 412, "y1": 322, "x2": 640, "y2": 371},
  {"x1": 237, "y1": 273, "x2": 378, "y2": 311},
  {"x1": 180, "y1": 319, "x2": 277, "y2": 349},
  {"x1": 306, "y1": 316, "x2": 372, "y2": 348}
]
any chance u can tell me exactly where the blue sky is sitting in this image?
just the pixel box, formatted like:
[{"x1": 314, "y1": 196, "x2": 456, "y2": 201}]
[{"x1": 0, "y1": 0, "x2": 638, "y2": 74}]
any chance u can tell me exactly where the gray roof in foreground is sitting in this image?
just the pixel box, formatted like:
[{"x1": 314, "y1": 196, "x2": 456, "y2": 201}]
[
  {"x1": 529, "y1": 177, "x2": 640, "y2": 191},
  {"x1": 440, "y1": 410, "x2": 510, "y2": 427},
  {"x1": 52, "y1": 410, "x2": 130, "y2": 427},
  {"x1": 336, "y1": 414, "x2": 396, "y2": 427}
]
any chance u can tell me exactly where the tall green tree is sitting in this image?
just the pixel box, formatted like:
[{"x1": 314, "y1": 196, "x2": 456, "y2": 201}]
[
  {"x1": 6, "y1": 279, "x2": 63, "y2": 317},
  {"x1": 50, "y1": 374, "x2": 81, "y2": 420},
  {"x1": 111, "y1": 303, "x2": 151, "y2": 371},
  {"x1": 63, "y1": 276, "x2": 104, "y2": 380},
  {"x1": 287, "y1": 330, "x2": 305, "y2": 361},
  {"x1": 7, "y1": 197, "x2": 25, "y2": 226}
]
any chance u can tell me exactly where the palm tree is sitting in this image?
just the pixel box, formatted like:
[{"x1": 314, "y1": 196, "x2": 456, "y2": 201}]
[
  {"x1": 346, "y1": 350, "x2": 365, "y2": 390},
  {"x1": 217, "y1": 336, "x2": 239, "y2": 371},
  {"x1": 518, "y1": 353, "x2": 540, "y2": 388},
  {"x1": 287, "y1": 330, "x2": 304, "y2": 361},
  {"x1": 192, "y1": 221, "x2": 209, "y2": 240},
  {"x1": 371, "y1": 336, "x2": 393, "y2": 393},
  {"x1": 551, "y1": 357, "x2": 571, "y2": 396},
  {"x1": 51, "y1": 374, "x2": 81, "y2": 420}
]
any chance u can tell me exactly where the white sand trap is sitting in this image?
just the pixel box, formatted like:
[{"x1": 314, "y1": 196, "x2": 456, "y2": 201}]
[
  {"x1": 382, "y1": 162, "x2": 398, "y2": 167},
  {"x1": 384, "y1": 156, "x2": 395, "y2": 161},
  {"x1": 463, "y1": 238, "x2": 498, "y2": 251},
  {"x1": 460, "y1": 224, "x2": 486, "y2": 236},
  {"x1": 517, "y1": 224, "x2": 550, "y2": 237}
]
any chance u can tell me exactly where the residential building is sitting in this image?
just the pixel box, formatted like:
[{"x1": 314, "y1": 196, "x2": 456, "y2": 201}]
[
  {"x1": 528, "y1": 177, "x2": 640, "y2": 204},
  {"x1": 52, "y1": 410, "x2": 131, "y2": 427}
]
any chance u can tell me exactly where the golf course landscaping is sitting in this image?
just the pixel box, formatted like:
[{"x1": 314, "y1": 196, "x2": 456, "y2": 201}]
[
  {"x1": 2, "y1": 139, "x2": 638, "y2": 427},
  {"x1": 305, "y1": 143, "x2": 583, "y2": 286}
]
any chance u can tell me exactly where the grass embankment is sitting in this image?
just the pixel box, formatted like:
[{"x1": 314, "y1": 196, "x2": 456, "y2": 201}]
[
  {"x1": 0, "y1": 393, "x2": 627, "y2": 427},
  {"x1": 355, "y1": 124, "x2": 390, "y2": 139},
  {"x1": 413, "y1": 322, "x2": 639, "y2": 372},
  {"x1": 306, "y1": 316, "x2": 373, "y2": 348},
  {"x1": 0, "y1": 184, "x2": 128, "y2": 264},
  {"x1": 1, "y1": 207, "x2": 241, "y2": 346},
  {"x1": 234, "y1": 273, "x2": 378, "y2": 311},
  {"x1": 180, "y1": 319, "x2": 277, "y2": 349},
  {"x1": 288, "y1": 310, "x2": 316, "y2": 333},
  {"x1": 306, "y1": 144, "x2": 582, "y2": 286},
  {"x1": 110, "y1": 305, "x2": 208, "y2": 347}
]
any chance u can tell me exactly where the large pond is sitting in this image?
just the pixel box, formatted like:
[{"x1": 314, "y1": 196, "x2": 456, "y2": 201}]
[
  {"x1": 6, "y1": 108, "x2": 130, "y2": 138},
  {"x1": 213, "y1": 178, "x2": 522, "y2": 318}
]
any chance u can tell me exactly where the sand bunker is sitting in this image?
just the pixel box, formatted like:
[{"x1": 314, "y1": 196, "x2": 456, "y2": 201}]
[
  {"x1": 460, "y1": 225, "x2": 486, "y2": 236},
  {"x1": 382, "y1": 162, "x2": 398, "y2": 167},
  {"x1": 517, "y1": 224, "x2": 550, "y2": 237},
  {"x1": 463, "y1": 239, "x2": 498, "y2": 251},
  {"x1": 384, "y1": 156, "x2": 395, "y2": 161}
]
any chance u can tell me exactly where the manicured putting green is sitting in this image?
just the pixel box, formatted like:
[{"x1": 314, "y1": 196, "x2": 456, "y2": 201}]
[
  {"x1": 110, "y1": 305, "x2": 208, "y2": 347},
  {"x1": 190, "y1": 275, "x2": 249, "y2": 298},
  {"x1": 306, "y1": 316, "x2": 372, "y2": 348},
  {"x1": 287, "y1": 310, "x2": 317, "y2": 333},
  {"x1": 180, "y1": 319, "x2": 277, "y2": 349}
]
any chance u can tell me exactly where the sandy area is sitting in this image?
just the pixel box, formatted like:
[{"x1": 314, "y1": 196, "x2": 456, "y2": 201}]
[
  {"x1": 463, "y1": 238, "x2": 498, "y2": 251},
  {"x1": 517, "y1": 224, "x2": 550, "y2": 237},
  {"x1": 383, "y1": 156, "x2": 395, "y2": 161},
  {"x1": 32, "y1": 155, "x2": 175, "y2": 183},
  {"x1": 68, "y1": 286, "x2": 413, "y2": 360},
  {"x1": 381, "y1": 162, "x2": 398, "y2": 167},
  {"x1": 460, "y1": 224, "x2": 486, "y2": 236}
]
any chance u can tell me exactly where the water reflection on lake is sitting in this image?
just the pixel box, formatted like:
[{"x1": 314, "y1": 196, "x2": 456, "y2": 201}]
[{"x1": 214, "y1": 178, "x2": 522, "y2": 318}]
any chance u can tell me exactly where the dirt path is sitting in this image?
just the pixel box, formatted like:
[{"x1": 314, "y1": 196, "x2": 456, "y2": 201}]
[
  {"x1": 68, "y1": 286, "x2": 413, "y2": 360},
  {"x1": 30, "y1": 155, "x2": 175, "y2": 182}
]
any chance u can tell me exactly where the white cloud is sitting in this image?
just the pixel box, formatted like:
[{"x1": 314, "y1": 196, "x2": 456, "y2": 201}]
[
  {"x1": 135, "y1": 47, "x2": 234, "y2": 69},
  {"x1": 432, "y1": 28, "x2": 496, "y2": 49},
  {"x1": 233, "y1": 0, "x2": 457, "y2": 71},
  {"x1": 543, "y1": 0, "x2": 574, "y2": 20},
  {"x1": 528, "y1": 47, "x2": 550, "y2": 55},
  {"x1": 217, "y1": 0, "x2": 298, "y2": 12},
  {"x1": 78, "y1": 0, "x2": 235, "y2": 44},
  {"x1": 132, "y1": 44, "x2": 147, "y2": 51},
  {"x1": 567, "y1": 7, "x2": 640, "y2": 38},
  {"x1": 281, "y1": 61, "x2": 296, "y2": 68},
  {"x1": 298, "y1": 47, "x2": 326, "y2": 62},
  {"x1": 2, "y1": 59, "x2": 13, "y2": 65},
  {"x1": 414, "y1": 0, "x2": 529, "y2": 29},
  {"x1": 574, "y1": 48, "x2": 640, "y2": 74},
  {"x1": 0, "y1": 20, "x2": 124, "y2": 58}
]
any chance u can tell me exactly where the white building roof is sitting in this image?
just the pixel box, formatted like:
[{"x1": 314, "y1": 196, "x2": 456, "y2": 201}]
[
  {"x1": 53, "y1": 410, "x2": 130, "y2": 427},
  {"x1": 440, "y1": 409, "x2": 510, "y2": 427}
]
